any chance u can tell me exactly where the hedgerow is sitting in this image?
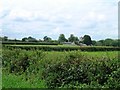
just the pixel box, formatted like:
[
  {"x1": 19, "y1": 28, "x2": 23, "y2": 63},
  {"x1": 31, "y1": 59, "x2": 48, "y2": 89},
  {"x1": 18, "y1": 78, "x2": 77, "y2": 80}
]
[
  {"x1": 5, "y1": 45, "x2": 120, "y2": 51},
  {"x1": 42, "y1": 51, "x2": 120, "y2": 88},
  {"x1": 2, "y1": 48, "x2": 120, "y2": 88},
  {"x1": 2, "y1": 41, "x2": 59, "y2": 45}
]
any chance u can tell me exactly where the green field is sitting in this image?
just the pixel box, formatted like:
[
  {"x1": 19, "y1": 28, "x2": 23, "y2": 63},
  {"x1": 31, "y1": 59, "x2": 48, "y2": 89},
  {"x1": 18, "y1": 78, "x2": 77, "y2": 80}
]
[{"x1": 2, "y1": 46, "x2": 120, "y2": 88}]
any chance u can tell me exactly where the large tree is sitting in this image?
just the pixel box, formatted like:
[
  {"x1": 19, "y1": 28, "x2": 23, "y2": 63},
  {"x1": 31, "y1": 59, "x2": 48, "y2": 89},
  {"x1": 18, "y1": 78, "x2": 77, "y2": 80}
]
[
  {"x1": 3, "y1": 36, "x2": 8, "y2": 41},
  {"x1": 43, "y1": 36, "x2": 52, "y2": 42},
  {"x1": 111, "y1": 40, "x2": 118, "y2": 47},
  {"x1": 92, "y1": 40, "x2": 96, "y2": 46},
  {"x1": 68, "y1": 34, "x2": 79, "y2": 42},
  {"x1": 22, "y1": 37, "x2": 28, "y2": 42},
  {"x1": 28, "y1": 36, "x2": 37, "y2": 42},
  {"x1": 83, "y1": 35, "x2": 92, "y2": 45},
  {"x1": 22, "y1": 36, "x2": 37, "y2": 42},
  {"x1": 95, "y1": 41, "x2": 103, "y2": 46},
  {"x1": 104, "y1": 38, "x2": 113, "y2": 46},
  {"x1": 58, "y1": 34, "x2": 67, "y2": 42}
]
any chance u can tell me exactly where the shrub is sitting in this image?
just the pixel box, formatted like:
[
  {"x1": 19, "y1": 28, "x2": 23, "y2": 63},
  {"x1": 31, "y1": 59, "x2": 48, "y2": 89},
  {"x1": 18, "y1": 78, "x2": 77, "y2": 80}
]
[
  {"x1": 2, "y1": 48, "x2": 44, "y2": 74},
  {"x1": 42, "y1": 51, "x2": 120, "y2": 88},
  {"x1": 2, "y1": 48, "x2": 120, "y2": 88}
]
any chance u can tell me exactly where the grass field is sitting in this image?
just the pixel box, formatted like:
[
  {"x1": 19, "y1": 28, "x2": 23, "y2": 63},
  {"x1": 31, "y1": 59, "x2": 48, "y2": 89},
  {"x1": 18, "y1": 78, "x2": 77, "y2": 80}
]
[
  {"x1": 2, "y1": 72, "x2": 47, "y2": 88},
  {"x1": 2, "y1": 46, "x2": 120, "y2": 88}
]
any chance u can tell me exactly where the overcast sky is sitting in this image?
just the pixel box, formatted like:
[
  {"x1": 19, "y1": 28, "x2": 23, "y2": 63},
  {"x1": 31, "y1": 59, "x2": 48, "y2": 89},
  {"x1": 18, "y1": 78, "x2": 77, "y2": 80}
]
[{"x1": 0, "y1": 0, "x2": 119, "y2": 40}]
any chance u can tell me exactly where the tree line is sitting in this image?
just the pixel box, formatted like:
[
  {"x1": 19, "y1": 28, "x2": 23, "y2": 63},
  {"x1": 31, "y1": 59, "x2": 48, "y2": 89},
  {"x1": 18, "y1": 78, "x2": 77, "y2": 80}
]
[{"x1": 0, "y1": 34, "x2": 119, "y2": 46}]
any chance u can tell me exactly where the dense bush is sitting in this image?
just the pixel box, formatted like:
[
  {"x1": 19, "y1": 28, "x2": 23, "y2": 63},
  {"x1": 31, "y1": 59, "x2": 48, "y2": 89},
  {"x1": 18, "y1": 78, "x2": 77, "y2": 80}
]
[
  {"x1": 2, "y1": 48, "x2": 120, "y2": 88},
  {"x1": 2, "y1": 48, "x2": 44, "y2": 74},
  {"x1": 42, "y1": 52, "x2": 120, "y2": 88}
]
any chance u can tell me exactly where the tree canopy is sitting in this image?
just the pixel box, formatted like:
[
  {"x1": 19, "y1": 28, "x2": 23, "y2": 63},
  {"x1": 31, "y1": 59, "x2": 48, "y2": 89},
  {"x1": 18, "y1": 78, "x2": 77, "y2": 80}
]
[
  {"x1": 43, "y1": 36, "x2": 52, "y2": 42},
  {"x1": 68, "y1": 34, "x2": 79, "y2": 42},
  {"x1": 83, "y1": 35, "x2": 92, "y2": 45},
  {"x1": 58, "y1": 34, "x2": 67, "y2": 42},
  {"x1": 1, "y1": 34, "x2": 119, "y2": 47}
]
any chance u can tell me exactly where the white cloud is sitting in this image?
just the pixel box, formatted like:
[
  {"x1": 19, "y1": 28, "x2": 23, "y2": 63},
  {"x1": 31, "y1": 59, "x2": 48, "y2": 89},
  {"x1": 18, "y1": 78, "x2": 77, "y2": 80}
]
[
  {"x1": 52, "y1": 27, "x2": 61, "y2": 34},
  {"x1": 75, "y1": 11, "x2": 111, "y2": 32},
  {"x1": 8, "y1": 9, "x2": 34, "y2": 21},
  {"x1": 89, "y1": 12, "x2": 106, "y2": 22},
  {"x1": 1, "y1": 0, "x2": 118, "y2": 40}
]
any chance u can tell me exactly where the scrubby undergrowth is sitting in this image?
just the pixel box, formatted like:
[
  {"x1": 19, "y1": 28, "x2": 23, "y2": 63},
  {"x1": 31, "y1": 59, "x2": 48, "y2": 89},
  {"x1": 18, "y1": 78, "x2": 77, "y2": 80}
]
[{"x1": 2, "y1": 48, "x2": 120, "y2": 88}]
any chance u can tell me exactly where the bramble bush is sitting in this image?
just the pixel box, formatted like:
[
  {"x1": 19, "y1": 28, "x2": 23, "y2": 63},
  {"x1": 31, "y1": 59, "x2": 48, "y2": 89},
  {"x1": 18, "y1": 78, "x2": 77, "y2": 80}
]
[
  {"x1": 42, "y1": 51, "x2": 120, "y2": 88},
  {"x1": 2, "y1": 48, "x2": 44, "y2": 74},
  {"x1": 2, "y1": 48, "x2": 120, "y2": 88}
]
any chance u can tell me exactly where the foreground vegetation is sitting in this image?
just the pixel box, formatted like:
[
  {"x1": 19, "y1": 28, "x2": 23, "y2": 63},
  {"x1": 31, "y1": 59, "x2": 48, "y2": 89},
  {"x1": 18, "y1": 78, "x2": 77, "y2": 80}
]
[{"x1": 2, "y1": 47, "x2": 120, "y2": 88}]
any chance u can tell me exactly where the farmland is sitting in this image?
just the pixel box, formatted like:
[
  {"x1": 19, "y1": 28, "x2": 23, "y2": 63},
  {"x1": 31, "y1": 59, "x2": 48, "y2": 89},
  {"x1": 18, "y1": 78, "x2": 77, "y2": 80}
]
[
  {"x1": 1, "y1": 0, "x2": 119, "y2": 88},
  {"x1": 2, "y1": 44, "x2": 120, "y2": 88},
  {"x1": 4, "y1": 45, "x2": 120, "y2": 51}
]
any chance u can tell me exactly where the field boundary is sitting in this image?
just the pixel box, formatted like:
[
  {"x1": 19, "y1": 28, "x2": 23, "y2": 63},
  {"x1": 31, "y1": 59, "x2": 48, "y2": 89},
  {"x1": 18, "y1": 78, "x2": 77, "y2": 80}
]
[{"x1": 4, "y1": 45, "x2": 120, "y2": 51}]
